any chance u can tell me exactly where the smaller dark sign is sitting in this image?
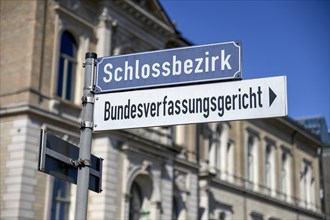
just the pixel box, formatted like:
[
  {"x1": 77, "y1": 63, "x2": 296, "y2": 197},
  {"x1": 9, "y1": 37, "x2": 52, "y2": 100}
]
[{"x1": 38, "y1": 129, "x2": 102, "y2": 193}]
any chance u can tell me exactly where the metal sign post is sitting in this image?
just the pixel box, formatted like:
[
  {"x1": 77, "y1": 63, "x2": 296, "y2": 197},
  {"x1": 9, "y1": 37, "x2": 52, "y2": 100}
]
[{"x1": 75, "y1": 52, "x2": 97, "y2": 219}]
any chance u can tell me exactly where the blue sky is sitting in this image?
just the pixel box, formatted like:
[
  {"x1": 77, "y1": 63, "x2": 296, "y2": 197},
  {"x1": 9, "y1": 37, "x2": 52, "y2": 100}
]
[{"x1": 160, "y1": 0, "x2": 330, "y2": 127}]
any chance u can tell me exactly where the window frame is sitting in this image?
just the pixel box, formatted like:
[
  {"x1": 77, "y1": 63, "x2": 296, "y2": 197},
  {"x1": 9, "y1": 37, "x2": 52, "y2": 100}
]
[
  {"x1": 245, "y1": 127, "x2": 260, "y2": 191},
  {"x1": 129, "y1": 181, "x2": 143, "y2": 220},
  {"x1": 265, "y1": 144, "x2": 272, "y2": 192},
  {"x1": 247, "y1": 135, "x2": 255, "y2": 187},
  {"x1": 50, "y1": 178, "x2": 71, "y2": 220},
  {"x1": 56, "y1": 30, "x2": 78, "y2": 102}
]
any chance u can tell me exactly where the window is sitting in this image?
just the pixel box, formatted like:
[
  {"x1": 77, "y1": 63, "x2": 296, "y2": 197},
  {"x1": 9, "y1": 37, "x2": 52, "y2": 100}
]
[
  {"x1": 127, "y1": 175, "x2": 152, "y2": 220},
  {"x1": 213, "y1": 203, "x2": 233, "y2": 220},
  {"x1": 310, "y1": 177, "x2": 316, "y2": 211},
  {"x1": 209, "y1": 123, "x2": 233, "y2": 180},
  {"x1": 265, "y1": 145, "x2": 271, "y2": 193},
  {"x1": 172, "y1": 196, "x2": 179, "y2": 220},
  {"x1": 261, "y1": 138, "x2": 277, "y2": 196},
  {"x1": 250, "y1": 211, "x2": 263, "y2": 220},
  {"x1": 129, "y1": 181, "x2": 143, "y2": 220},
  {"x1": 173, "y1": 171, "x2": 186, "y2": 220},
  {"x1": 50, "y1": 178, "x2": 70, "y2": 220},
  {"x1": 208, "y1": 123, "x2": 221, "y2": 174},
  {"x1": 269, "y1": 217, "x2": 281, "y2": 220},
  {"x1": 247, "y1": 136, "x2": 254, "y2": 188},
  {"x1": 301, "y1": 163, "x2": 309, "y2": 207},
  {"x1": 57, "y1": 31, "x2": 77, "y2": 101},
  {"x1": 246, "y1": 131, "x2": 259, "y2": 191},
  {"x1": 280, "y1": 147, "x2": 292, "y2": 202},
  {"x1": 219, "y1": 211, "x2": 226, "y2": 220},
  {"x1": 220, "y1": 123, "x2": 231, "y2": 181},
  {"x1": 215, "y1": 131, "x2": 221, "y2": 174},
  {"x1": 281, "y1": 152, "x2": 287, "y2": 196},
  {"x1": 300, "y1": 161, "x2": 315, "y2": 209},
  {"x1": 226, "y1": 141, "x2": 234, "y2": 182}
]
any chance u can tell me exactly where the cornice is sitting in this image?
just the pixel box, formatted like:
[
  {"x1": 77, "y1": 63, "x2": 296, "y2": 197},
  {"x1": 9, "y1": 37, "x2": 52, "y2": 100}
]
[
  {"x1": 114, "y1": 0, "x2": 175, "y2": 35},
  {"x1": 277, "y1": 117, "x2": 323, "y2": 146},
  {"x1": 53, "y1": 2, "x2": 95, "y2": 30},
  {"x1": 0, "y1": 104, "x2": 79, "y2": 129}
]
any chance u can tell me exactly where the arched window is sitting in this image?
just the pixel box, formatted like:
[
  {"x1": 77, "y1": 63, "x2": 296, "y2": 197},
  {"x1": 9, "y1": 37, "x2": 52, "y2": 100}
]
[
  {"x1": 129, "y1": 181, "x2": 143, "y2": 220},
  {"x1": 57, "y1": 31, "x2": 77, "y2": 101}
]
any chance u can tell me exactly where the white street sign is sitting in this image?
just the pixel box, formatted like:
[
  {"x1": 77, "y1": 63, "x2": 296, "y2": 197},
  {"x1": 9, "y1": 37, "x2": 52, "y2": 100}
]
[{"x1": 93, "y1": 76, "x2": 287, "y2": 131}]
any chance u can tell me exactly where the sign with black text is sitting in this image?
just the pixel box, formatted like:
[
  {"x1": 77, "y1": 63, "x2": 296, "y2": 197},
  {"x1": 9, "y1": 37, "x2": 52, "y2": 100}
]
[{"x1": 93, "y1": 76, "x2": 287, "y2": 131}]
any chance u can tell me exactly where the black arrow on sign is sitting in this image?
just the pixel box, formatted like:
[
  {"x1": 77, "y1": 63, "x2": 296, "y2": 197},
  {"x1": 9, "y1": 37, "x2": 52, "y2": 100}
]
[{"x1": 269, "y1": 87, "x2": 277, "y2": 107}]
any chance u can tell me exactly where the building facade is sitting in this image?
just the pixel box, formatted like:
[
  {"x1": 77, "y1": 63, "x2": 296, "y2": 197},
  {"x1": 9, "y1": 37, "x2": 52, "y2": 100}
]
[
  {"x1": 297, "y1": 117, "x2": 330, "y2": 219},
  {"x1": 0, "y1": 0, "x2": 326, "y2": 219},
  {"x1": 198, "y1": 118, "x2": 324, "y2": 220}
]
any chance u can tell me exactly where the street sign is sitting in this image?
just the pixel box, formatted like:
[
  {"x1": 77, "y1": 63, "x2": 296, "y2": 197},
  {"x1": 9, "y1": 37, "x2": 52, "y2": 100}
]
[
  {"x1": 95, "y1": 41, "x2": 242, "y2": 93},
  {"x1": 93, "y1": 76, "x2": 287, "y2": 131},
  {"x1": 38, "y1": 129, "x2": 103, "y2": 193}
]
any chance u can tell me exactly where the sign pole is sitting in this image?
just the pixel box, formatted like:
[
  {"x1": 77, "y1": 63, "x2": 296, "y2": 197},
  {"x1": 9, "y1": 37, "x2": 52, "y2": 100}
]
[{"x1": 75, "y1": 52, "x2": 97, "y2": 219}]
